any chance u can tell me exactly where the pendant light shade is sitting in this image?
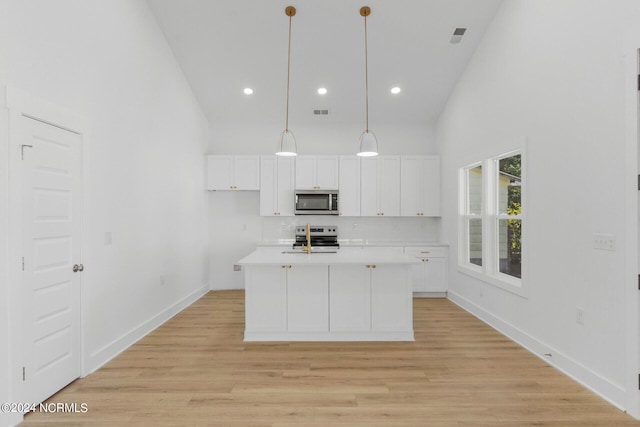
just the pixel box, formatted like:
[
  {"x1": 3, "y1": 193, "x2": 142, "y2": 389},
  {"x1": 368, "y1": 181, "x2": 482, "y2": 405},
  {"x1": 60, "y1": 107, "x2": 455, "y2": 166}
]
[
  {"x1": 358, "y1": 130, "x2": 378, "y2": 157},
  {"x1": 276, "y1": 6, "x2": 298, "y2": 157},
  {"x1": 276, "y1": 129, "x2": 297, "y2": 156},
  {"x1": 357, "y1": 6, "x2": 378, "y2": 157}
]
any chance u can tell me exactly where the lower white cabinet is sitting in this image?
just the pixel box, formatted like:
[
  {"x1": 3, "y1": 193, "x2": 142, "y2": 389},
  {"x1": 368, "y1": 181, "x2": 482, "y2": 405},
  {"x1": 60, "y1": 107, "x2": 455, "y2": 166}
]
[
  {"x1": 243, "y1": 262, "x2": 413, "y2": 341},
  {"x1": 330, "y1": 264, "x2": 412, "y2": 333},
  {"x1": 287, "y1": 265, "x2": 329, "y2": 332},
  {"x1": 405, "y1": 246, "x2": 448, "y2": 294},
  {"x1": 329, "y1": 265, "x2": 371, "y2": 332},
  {"x1": 245, "y1": 265, "x2": 287, "y2": 332},
  {"x1": 371, "y1": 265, "x2": 412, "y2": 331}
]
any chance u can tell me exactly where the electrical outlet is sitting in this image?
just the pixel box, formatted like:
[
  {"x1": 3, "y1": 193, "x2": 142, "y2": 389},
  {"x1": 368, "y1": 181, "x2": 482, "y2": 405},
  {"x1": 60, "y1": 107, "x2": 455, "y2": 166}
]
[
  {"x1": 593, "y1": 234, "x2": 615, "y2": 251},
  {"x1": 576, "y1": 307, "x2": 585, "y2": 325}
]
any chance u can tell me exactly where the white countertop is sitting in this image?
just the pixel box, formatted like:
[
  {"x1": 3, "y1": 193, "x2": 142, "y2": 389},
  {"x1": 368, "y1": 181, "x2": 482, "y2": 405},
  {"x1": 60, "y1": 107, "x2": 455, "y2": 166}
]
[
  {"x1": 256, "y1": 240, "x2": 448, "y2": 248},
  {"x1": 237, "y1": 248, "x2": 420, "y2": 265}
]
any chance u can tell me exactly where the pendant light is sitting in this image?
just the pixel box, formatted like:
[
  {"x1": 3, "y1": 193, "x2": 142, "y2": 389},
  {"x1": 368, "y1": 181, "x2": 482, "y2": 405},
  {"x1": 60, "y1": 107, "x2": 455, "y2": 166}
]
[
  {"x1": 357, "y1": 6, "x2": 378, "y2": 157},
  {"x1": 276, "y1": 6, "x2": 298, "y2": 157}
]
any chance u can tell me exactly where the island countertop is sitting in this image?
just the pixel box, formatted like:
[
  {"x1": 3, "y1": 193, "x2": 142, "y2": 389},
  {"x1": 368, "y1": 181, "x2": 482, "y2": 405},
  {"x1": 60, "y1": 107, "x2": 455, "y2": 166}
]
[{"x1": 237, "y1": 248, "x2": 420, "y2": 266}]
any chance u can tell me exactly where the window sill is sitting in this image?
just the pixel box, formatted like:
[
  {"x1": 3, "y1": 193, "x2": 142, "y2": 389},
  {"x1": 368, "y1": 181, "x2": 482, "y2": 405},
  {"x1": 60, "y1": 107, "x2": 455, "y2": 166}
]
[{"x1": 457, "y1": 264, "x2": 528, "y2": 299}]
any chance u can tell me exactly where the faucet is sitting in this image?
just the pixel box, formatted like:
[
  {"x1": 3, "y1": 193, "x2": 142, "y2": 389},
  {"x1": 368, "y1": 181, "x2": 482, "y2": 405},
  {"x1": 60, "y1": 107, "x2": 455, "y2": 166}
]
[{"x1": 302, "y1": 223, "x2": 311, "y2": 254}]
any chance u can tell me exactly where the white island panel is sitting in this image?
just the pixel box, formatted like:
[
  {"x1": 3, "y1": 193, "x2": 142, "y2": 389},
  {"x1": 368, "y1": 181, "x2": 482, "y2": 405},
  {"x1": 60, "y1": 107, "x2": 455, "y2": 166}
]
[{"x1": 240, "y1": 249, "x2": 416, "y2": 341}]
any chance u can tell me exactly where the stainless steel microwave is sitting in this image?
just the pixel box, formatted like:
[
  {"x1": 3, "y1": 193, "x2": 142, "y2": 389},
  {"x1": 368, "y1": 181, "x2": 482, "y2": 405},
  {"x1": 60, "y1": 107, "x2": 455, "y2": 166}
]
[{"x1": 295, "y1": 190, "x2": 339, "y2": 215}]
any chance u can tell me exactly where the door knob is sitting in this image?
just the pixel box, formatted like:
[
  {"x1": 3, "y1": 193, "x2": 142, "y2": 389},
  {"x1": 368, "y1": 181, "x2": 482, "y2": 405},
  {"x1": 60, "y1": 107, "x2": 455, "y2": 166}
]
[
  {"x1": 73, "y1": 264, "x2": 79, "y2": 272},
  {"x1": 78, "y1": 264, "x2": 84, "y2": 271}
]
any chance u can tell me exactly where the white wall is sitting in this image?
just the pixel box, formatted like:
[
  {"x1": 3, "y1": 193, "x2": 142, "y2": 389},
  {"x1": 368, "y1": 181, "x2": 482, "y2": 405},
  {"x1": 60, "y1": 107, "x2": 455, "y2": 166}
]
[
  {"x1": 437, "y1": 0, "x2": 640, "y2": 414},
  {"x1": 210, "y1": 122, "x2": 437, "y2": 155},
  {"x1": 207, "y1": 122, "x2": 439, "y2": 290},
  {"x1": 0, "y1": 2, "x2": 209, "y2": 425}
]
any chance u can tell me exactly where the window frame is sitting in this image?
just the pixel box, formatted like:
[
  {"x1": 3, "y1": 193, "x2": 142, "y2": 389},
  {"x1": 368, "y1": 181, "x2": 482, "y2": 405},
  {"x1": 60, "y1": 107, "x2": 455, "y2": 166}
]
[{"x1": 458, "y1": 148, "x2": 526, "y2": 297}]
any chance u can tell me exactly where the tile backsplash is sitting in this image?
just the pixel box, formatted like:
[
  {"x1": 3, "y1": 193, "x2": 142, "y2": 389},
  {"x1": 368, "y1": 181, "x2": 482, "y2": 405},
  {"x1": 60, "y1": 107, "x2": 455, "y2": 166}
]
[{"x1": 261, "y1": 216, "x2": 441, "y2": 243}]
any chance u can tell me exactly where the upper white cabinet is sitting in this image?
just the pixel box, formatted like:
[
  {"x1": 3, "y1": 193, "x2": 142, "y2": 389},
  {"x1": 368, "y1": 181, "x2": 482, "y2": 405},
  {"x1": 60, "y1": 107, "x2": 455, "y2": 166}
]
[
  {"x1": 260, "y1": 156, "x2": 295, "y2": 216},
  {"x1": 206, "y1": 155, "x2": 260, "y2": 190},
  {"x1": 338, "y1": 156, "x2": 360, "y2": 216},
  {"x1": 401, "y1": 156, "x2": 440, "y2": 216},
  {"x1": 295, "y1": 155, "x2": 339, "y2": 190},
  {"x1": 360, "y1": 156, "x2": 401, "y2": 217}
]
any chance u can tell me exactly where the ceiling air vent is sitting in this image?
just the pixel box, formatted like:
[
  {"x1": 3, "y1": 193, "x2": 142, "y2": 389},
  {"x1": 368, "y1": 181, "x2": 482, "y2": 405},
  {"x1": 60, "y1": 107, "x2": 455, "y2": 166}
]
[
  {"x1": 450, "y1": 28, "x2": 467, "y2": 44},
  {"x1": 313, "y1": 109, "x2": 329, "y2": 115}
]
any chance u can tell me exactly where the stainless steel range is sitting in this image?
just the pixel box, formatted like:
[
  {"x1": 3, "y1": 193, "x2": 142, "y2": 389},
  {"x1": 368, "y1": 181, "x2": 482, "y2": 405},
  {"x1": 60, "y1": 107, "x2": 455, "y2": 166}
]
[{"x1": 293, "y1": 225, "x2": 339, "y2": 251}]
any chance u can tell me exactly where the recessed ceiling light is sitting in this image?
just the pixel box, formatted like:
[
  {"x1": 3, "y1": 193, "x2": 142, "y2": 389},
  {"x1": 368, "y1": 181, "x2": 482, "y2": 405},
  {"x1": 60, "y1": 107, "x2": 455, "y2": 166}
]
[
  {"x1": 317, "y1": 87, "x2": 328, "y2": 95},
  {"x1": 391, "y1": 87, "x2": 401, "y2": 94},
  {"x1": 243, "y1": 88, "x2": 254, "y2": 95}
]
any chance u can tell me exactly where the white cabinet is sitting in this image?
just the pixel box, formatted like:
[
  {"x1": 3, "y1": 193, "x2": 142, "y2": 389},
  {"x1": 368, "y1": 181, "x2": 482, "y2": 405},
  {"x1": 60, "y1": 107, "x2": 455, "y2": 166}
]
[
  {"x1": 329, "y1": 265, "x2": 371, "y2": 331},
  {"x1": 329, "y1": 264, "x2": 412, "y2": 333},
  {"x1": 295, "y1": 155, "x2": 339, "y2": 189},
  {"x1": 245, "y1": 264, "x2": 328, "y2": 334},
  {"x1": 287, "y1": 265, "x2": 329, "y2": 332},
  {"x1": 260, "y1": 156, "x2": 295, "y2": 216},
  {"x1": 206, "y1": 155, "x2": 260, "y2": 190},
  {"x1": 245, "y1": 265, "x2": 287, "y2": 332},
  {"x1": 405, "y1": 246, "x2": 448, "y2": 294},
  {"x1": 338, "y1": 156, "x2": 360, "y2": 216},
  {"x1": 360, "y1": 156, "x2": 401, "y2": 216},
  {"x1": 401, "y1": 156, "x2": 440, "y2": 216},
  {"x1": 370, "y1": 265, "x2": 412, "y2": 331}
]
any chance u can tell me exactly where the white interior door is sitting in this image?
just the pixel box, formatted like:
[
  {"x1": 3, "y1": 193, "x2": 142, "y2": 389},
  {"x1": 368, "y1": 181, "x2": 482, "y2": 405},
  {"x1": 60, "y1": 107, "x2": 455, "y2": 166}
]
[{"x1": 21, "y1": 116, "x2": 82, "y2": 405}]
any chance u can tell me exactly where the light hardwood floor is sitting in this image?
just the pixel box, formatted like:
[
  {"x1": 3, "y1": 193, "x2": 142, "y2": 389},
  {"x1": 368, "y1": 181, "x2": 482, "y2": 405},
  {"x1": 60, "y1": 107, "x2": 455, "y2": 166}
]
[{"x1": 21, "y1": 290, "x2": 640, "y2": 426}]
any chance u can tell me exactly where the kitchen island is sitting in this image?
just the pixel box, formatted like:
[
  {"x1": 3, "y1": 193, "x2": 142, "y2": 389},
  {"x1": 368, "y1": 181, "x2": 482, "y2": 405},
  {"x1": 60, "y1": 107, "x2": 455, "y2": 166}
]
[{"x1": 237, "y1": 249, "x2": 418, "y2": 341}]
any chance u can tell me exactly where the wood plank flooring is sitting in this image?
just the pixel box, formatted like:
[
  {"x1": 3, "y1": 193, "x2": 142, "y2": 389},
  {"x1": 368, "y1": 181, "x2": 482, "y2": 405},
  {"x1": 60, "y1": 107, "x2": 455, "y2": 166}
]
[{"x1": 21, "y1": 290, "x2": 640, "y2": 426}]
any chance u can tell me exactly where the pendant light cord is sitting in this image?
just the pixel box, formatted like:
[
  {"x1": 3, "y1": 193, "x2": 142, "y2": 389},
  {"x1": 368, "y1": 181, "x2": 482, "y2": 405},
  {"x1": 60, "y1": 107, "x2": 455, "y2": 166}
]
[
  {"x1": 363, "y1": 11, "x2": 369, "y2": 132},
  {"x1": 285, "y1": 13, "x2": 293, "y2": 132}
]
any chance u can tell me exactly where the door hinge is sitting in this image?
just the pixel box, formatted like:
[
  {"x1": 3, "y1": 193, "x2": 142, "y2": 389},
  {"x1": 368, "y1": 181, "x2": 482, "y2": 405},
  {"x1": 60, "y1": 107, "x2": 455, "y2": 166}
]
[
  {"x1": 638, "y1": 274, "x2": 640, "y2": 290},
  {"x1": 22, "y1": 366, "x2": 25, "y2": 381},
  {"x1": 637, "y1": 74, "x2": 640, "y2": 91},
  {"x1": 22, "y1": 257, "x2": 25, "y2": 271}
]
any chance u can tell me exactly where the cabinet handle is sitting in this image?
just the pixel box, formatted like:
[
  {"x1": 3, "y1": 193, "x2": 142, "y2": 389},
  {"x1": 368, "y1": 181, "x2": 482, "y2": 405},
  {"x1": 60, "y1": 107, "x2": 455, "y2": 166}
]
[
  {"x1": 365, "y1": 265, "x2": 370, "y2": 268},
  {"x1": 420, "y1": 251, "x2": 430, "y2": 254},
  {"x1": 381, "y1": 213, "x2": 384, "y2": 216},
  {"x1": 288, "y1": 265, "x2": 292, "y2": 269},
  {"x1": 372, "y1": 265, "x2": 376, "y2": 268},
  {"x1": 281, "y1": 265, "x2": 286, "y2": 269}
]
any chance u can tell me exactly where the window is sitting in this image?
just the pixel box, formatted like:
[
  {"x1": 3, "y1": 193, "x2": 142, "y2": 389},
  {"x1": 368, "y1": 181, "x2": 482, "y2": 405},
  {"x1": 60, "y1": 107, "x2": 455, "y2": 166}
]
[{"x1": 460, "y1": 150, "x2": 524, "y2": 293}]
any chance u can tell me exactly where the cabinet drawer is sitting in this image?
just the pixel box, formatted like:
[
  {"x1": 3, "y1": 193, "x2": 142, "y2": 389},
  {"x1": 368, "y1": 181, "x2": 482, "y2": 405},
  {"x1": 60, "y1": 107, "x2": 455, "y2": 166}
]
[{"x1": 404, "y1": 246, "x2": 447, "y2": 258}]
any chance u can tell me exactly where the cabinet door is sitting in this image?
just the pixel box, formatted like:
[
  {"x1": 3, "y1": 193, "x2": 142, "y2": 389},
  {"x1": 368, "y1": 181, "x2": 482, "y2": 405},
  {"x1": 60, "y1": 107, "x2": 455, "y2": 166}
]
[
  {"x1": 400, "y1": 156, "x2": 423, "y2": 216},
  {"x1": 245, "y1": 266, "x2": 287, "y2": 332},
  {"x1": 233, "y1": 156, "x2": 260, "y2": 190},
  {"x1": 259, "y1": 156, "x2": 277, "y2": 216},
  {"x1": 371, "y1": 265, "x2": 412, "y2": 332},
  {"x1": 287, "y1": 265, "x2": 329, "y2": 332},
  {"x1": 378, "y1": 156, "x2": 400, "y2": 216},
  {"x1": 422, "y1": 156, "x2": 440, "y2": 216},
  {"x1": 329, "y1": 265, "x2": 371, "y2": 332},
  {"x1": 424, "y1": 257, "x2": 447, "y2": 292},
  {"x1": 294, "y1": 156, "x2": 316, "y2": 189},
  {"x1": 276, "y1": 157, "x2": 295, "y2": 216},
  {"x1": 206, "y1": 155, "x2": 234, "y2": 190},
  {"x1": 338, "y1": 156, "x2": 360, "y2": 216},
  {"x1": 315, "y1": 156, "x2": 339, "y2": 189},
  {"x1": 360, "y1": 157, "x2": 379, "y2": 216},
  {"x1": 408, "y1": 261, "x2": 427, "y2": 292}
]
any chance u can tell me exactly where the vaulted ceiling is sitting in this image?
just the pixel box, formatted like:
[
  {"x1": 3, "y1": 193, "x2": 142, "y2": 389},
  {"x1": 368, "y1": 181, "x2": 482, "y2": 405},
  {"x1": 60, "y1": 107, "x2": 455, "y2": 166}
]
[{"x1": 146, "y1": 0, "x2": 503, "y2": 127}]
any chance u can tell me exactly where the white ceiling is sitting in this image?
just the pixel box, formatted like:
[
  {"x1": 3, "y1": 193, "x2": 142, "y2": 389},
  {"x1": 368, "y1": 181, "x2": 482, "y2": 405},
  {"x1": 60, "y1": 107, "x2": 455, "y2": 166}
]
[{"x1": 146, "y1": 0, "x2": 503, "y2": 128}]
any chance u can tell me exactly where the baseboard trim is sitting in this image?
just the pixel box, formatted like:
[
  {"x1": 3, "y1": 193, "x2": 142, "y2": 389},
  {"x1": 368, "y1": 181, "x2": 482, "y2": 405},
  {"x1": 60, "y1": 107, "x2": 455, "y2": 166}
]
[
  {"x1": 84, "y1": 284, "x2": 208, "y2": 376},
  {"x1": 447, "y1": 290, "x2": 627, "y2": 412}
]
